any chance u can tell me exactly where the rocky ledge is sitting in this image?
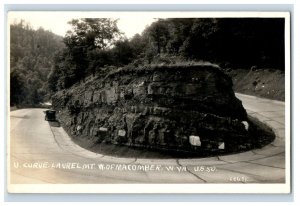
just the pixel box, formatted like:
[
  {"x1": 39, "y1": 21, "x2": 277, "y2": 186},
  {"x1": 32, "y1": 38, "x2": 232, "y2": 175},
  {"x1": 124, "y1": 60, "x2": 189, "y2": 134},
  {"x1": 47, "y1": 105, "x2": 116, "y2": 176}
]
[{"x1": 52, "y1": 64, "x2": 270, "y2": 155}]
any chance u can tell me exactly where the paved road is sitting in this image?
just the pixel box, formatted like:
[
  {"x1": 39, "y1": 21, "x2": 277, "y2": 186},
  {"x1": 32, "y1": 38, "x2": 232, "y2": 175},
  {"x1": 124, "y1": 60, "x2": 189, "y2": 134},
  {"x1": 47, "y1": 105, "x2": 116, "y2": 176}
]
[{"x1": 8, "y1": 93, "x2": 287, "y2": 189}]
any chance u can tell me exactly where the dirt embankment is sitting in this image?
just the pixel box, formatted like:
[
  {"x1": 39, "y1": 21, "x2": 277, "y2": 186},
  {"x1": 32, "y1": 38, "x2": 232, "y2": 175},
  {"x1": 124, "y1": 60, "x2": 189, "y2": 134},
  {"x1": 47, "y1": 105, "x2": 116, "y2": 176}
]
[{"x1": 226, "y1": 68, "x2": 285, "y2": 101}]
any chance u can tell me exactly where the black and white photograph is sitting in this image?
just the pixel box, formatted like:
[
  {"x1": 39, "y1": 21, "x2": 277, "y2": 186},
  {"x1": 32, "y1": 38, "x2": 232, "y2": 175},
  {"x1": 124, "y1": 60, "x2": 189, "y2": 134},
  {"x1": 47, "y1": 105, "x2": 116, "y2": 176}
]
[{"x1": 7, "y1": 11, "x2": 290, "y2": 193}]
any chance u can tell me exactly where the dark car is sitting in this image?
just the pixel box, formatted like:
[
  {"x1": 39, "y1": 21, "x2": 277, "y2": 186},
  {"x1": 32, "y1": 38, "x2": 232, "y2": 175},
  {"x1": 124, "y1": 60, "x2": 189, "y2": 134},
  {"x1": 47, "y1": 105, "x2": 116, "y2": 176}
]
[{"x1": 44, "y1": 109, "x2": 56, "y2": 121}]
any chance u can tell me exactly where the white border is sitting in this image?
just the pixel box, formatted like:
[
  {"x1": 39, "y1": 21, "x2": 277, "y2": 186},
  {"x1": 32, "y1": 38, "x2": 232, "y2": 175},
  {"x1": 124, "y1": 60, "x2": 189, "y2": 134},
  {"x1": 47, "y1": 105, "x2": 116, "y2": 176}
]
[
  {"x1": 8, "y1": 11, "x2": 291, "y2": 19},
  {"x1": 284, "y1": 13, "x2": 291, "y2": 194},
  {"x1": 8, "y1": 184, "x2": 290, "y2": 194}
]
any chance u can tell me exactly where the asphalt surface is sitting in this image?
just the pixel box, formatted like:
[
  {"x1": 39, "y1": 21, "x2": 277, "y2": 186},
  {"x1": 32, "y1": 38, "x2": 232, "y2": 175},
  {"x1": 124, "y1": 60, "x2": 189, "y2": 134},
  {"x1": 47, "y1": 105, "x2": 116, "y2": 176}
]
[{"x1": 8, "y1": 93, "x2": 287, "y2": 187}]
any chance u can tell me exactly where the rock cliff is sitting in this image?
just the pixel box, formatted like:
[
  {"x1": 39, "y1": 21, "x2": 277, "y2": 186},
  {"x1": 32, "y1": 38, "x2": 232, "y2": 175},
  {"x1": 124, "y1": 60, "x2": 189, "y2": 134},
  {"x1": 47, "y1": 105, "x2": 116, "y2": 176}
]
[{"x1": 52, "y1": 64, "x2": 254, "y2": 154}]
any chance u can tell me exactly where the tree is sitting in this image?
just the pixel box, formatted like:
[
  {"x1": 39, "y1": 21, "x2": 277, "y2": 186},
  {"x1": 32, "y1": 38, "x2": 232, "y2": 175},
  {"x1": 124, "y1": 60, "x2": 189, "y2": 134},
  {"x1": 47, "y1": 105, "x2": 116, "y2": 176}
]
[
  {"x1": 144, "y1": 19, "x2": 170, "y2": 55},
  {"x1": 65, "y1": 18, "x2": 121, "y2": 50},
  {"x1": 62, "y1": 18, "x2": 122, "y2": 80},
  {"x1": 111, "y1": 39, "x2": 134, "y2": 66},
  {"x1": 10, "y1": 70, "x2": 26, "y2": 106},
  {"x1": 133, "y1": 18, "x2": 284, "y2": 70},
  {"x1": 10, "y1": 20, "x2": 64, "y2": 105},
  {"x1": 166, "y1": 18, "x2": 194, "y2": 54},
  {"x1": 179, "y1": 18, "x2": 219, "y2": 60},
  {"x1": 47, "y1": 65, "x2": 60, "y2": 92},
  {"x1": 129, "y1": 34, "x2": 147, "y2": 58},
  {"x1": 48, "y1": 49, "x2": 78, "y2": 91},
  {"x1": 87, "y1": 48, "x2": 113, "y2": 76}
]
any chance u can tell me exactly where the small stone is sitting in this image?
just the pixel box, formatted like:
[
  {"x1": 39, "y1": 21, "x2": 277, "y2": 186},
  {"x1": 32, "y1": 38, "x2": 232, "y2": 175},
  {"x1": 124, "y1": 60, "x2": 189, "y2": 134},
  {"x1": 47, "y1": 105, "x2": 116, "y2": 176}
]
[
  {"x1": 242, "y1": 121, "x2": 249, "y2": 131},
  {"x1": 118, "y1": 130, "x2": 126, "y2": 137},
  {"x1": 138, "y1": 81, "x2": 144, "y2": 87},
  {"x1": 76, "y1": 125, "x2": 82, "y2": 131},
  {"x1": 189, "y1": 135, "x2": 201, "y2": 146},
  {"x1": 99, "y1": 127, "x2": 108, "y2": 132},
  {"x1": 218, "y1": 142, "x2": 225, "y2": 149}
]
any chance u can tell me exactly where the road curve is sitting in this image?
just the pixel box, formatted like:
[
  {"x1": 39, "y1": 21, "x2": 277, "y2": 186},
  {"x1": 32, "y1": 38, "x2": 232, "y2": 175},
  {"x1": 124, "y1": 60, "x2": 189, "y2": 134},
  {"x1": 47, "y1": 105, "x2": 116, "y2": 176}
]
[{"x1": 8, "y1": 93, "x2": 286, "y2": 187}]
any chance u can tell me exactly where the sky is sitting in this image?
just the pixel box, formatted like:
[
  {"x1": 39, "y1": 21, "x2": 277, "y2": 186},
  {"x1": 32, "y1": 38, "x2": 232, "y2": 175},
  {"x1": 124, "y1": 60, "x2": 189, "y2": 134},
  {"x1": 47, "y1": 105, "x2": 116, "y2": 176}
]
[{"x1": 8, "y1": 12, "x2": 157, "y2": 38}]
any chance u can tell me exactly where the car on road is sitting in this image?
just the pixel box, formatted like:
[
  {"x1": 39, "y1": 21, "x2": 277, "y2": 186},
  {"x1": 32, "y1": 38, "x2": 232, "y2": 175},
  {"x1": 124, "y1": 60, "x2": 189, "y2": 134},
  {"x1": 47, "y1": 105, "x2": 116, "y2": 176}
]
[{"x1": 44, "y1": 109, "x2": 56, "y2": 121}]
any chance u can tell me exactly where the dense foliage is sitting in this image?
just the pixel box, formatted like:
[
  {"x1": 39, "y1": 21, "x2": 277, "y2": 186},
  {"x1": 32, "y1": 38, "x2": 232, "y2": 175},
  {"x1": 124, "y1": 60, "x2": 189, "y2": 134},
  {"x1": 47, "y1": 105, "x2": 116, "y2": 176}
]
[
  {"x1": 48, "y1": 18, "x2": 122, "y2": 91},
  {"x1": 10, "y1": 18, "x2": 285, "y2": 105},
  {"x1": 138, "y1": 18, "x2": 285, "y2": 69},
  {"x1": 48, "y1": 17, "x2": 284, "y2": 93},
  {"x1": 10, "y1": 20, "x2": 64, "y2": 106}
]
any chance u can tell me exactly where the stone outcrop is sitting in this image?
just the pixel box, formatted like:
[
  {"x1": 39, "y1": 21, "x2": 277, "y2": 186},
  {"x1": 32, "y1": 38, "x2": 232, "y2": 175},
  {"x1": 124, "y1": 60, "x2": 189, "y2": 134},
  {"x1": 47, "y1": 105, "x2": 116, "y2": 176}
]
[{"x1": 52, "y1": 64, "x2": 252, "y2": 153}]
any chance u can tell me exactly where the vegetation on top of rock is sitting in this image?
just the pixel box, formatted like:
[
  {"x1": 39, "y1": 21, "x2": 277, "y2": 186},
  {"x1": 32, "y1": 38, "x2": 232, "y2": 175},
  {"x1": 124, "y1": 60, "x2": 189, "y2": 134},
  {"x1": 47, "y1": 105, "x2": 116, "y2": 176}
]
[
  {"x1": 10, "y1": 17, "x2": 285, "y2": 105},
  {"x1": 48, "y1": 18, "x2": 122, "y2": 92},
  {"x1": 48, "y1": 18, "x2": 285, "y2": 93},
  {"x1": 103, "y1": 62, "x2": 222, "y2": 80}
]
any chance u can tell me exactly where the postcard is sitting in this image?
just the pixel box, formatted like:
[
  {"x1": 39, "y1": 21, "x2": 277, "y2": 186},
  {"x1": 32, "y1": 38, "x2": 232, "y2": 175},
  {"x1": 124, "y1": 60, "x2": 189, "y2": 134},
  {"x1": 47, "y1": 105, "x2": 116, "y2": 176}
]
[{"x1": 7, "y1": 11, "x2": 290, "y2": 193}]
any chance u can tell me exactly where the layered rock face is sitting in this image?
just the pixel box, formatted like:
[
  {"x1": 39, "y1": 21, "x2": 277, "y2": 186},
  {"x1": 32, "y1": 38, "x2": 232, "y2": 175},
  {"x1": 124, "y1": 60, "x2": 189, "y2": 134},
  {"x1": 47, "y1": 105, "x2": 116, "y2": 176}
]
[{"x1": 52, "y1": 65, "x2": 250, "y2": 153}]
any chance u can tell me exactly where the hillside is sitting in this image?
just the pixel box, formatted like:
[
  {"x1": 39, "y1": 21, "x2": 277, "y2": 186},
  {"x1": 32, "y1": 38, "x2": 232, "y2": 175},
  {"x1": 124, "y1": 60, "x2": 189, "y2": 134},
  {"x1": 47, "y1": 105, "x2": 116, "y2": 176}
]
[
  {"x1": 10, "y1": 21, "x2": 64, "y2": 106},
  {"x1": 47, "y1": 18, "x2": 285, "y2": 94},
  {"x1": 226, "y1": 68, "x2": 285, "y2": 101}
]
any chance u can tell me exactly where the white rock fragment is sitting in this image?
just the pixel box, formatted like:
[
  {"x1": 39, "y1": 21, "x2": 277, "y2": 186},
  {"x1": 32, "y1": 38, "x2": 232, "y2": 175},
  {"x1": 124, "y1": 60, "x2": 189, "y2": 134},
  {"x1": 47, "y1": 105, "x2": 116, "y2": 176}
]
[
  {"x1": 99, "y1": 127, "x2": 108, "y2": 132},
  {"x1": 218, "y1": 142, "x2": 225, "y2": 149},
  {"x1": 242, "y1": 121, "x2": 249, "y2": 131},
  {"x1": 76, "y1": 125, "x2": 82, "y2": 131},
  {"x1": 189, "y1": 135, "x2": 201, "y2": 146},
  {"x1": 138, "y1": 81, "x2": 144, "y2": 87},
  {"x1": 118, "y1": 130, "x2": 126, "y2": 137}
]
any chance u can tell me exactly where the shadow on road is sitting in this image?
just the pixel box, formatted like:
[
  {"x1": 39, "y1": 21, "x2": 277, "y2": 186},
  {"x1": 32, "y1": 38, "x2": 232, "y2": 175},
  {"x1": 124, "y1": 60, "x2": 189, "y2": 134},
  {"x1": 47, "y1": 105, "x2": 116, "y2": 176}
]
[{"x1": 48, "y1": 120, "x2": 61, "y2": 127}]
